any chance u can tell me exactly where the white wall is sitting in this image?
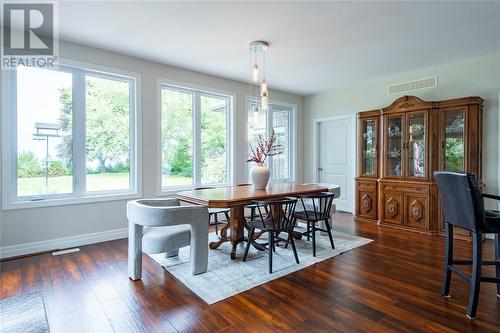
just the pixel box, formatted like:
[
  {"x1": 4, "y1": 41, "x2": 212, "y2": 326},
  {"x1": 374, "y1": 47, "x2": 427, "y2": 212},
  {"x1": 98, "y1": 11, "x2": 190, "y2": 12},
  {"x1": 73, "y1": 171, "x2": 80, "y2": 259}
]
[
  {"x1": 303, "y1": 53, "x2": 500, "y2": 195},
  {"x1": 0, "y1": 40, "x2": 304, "y2": 256}
]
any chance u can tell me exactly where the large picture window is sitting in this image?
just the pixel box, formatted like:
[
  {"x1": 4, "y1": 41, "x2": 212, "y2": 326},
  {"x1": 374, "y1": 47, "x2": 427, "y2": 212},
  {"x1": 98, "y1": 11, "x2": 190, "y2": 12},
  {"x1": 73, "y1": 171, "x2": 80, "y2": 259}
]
[
  {"x1": 247, "y1": 99, "x2": 295, "y2": 181},
  {"x1": 4, "y1": 63, "x2": 138, "y2": 206},
  {"x1": 160, "y1": 83, "x2": 231, "y2": 190},
  {"x1": 16, "y1": 66, "x2": 74, "y2": 197},
  {"x1": 84, "y1": 75, "x2": 132, "y2": 192}
]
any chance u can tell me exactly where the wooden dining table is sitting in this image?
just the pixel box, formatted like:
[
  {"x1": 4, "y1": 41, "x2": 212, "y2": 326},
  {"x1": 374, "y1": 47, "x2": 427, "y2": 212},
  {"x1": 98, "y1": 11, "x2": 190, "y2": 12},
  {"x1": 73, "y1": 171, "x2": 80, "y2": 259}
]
[{"x1": 176, "y1": 183, "x2": 330, "y2": 259}]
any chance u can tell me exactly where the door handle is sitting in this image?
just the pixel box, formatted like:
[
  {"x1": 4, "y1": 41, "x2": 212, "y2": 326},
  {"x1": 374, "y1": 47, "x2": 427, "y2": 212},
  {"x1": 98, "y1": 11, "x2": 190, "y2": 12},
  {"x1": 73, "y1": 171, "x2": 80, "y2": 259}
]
[{"x1": 318, "y1": 167, "x2": 324, "y2": 171}]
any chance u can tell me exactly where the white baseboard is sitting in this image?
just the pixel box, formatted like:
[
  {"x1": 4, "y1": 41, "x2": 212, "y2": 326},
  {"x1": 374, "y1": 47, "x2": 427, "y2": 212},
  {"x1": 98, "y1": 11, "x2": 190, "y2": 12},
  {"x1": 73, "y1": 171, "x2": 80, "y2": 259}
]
[{"x1": 0, "y1": 228, "x2": 128, "y2": 259}]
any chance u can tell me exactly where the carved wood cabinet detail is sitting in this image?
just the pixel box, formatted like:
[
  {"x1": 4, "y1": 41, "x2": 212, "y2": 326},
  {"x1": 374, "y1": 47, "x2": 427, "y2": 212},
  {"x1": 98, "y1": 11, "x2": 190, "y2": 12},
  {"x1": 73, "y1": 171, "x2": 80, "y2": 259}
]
[
  {"x1": 382, "y1": 192, "x2": 403, "y2": 225},
  {"x1": 354, "y1": 95, "x2": 483, "y2": 237},
  {"x1": 360, "y1": 194, "x2": 371, "y2": 213},
  {"x1": 405, "y1": 195, "x2": 429, "y2": 230},
  {"x1": 355, "y1": 180, "x2": 377, "y2": 220},
  {"x1": 387, "y1": 198, "x2": 398, "y2": 217},
  {"x1": 410, "y1": 200, "x2": 423, "y2": 221}
]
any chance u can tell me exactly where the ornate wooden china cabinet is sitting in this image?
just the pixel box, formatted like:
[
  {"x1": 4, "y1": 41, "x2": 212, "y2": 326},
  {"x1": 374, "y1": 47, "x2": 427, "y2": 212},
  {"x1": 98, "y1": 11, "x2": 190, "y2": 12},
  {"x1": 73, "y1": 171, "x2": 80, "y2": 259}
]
[{"x1": 355, "y1": 96, "x2": 483, "y2": 237}]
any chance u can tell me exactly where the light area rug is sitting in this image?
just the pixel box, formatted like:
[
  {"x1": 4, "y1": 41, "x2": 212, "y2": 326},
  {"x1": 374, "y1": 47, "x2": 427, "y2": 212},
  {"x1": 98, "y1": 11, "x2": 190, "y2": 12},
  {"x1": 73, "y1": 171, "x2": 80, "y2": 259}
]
[
  {"x1": 0, "y1": 292, "x2": 50, "y2": 333},
  {"x1": 149, "y1": 224, "x2": 372, "y2": 304}
]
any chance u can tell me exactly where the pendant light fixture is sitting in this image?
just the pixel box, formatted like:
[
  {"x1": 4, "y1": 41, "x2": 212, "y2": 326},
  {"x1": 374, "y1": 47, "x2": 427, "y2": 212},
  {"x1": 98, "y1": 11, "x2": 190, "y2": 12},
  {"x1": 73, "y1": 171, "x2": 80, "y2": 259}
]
[{"x1": 249, "y1": 41, "x2": 269, "y2": 127}]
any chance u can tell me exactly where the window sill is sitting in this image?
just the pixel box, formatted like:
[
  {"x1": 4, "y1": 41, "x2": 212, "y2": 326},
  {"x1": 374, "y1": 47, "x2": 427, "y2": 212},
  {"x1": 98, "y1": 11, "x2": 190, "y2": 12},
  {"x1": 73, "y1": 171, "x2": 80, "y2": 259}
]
[{"x1": 2, "y1": 191, "x2": 142, "y2": 210}]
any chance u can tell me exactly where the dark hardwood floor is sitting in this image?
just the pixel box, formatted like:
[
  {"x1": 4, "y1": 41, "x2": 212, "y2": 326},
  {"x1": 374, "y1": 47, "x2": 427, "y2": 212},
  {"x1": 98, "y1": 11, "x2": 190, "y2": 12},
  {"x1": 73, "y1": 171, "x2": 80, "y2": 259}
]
[{"x1": 1, "y1": 212, "x2": 499, "y2": 332}]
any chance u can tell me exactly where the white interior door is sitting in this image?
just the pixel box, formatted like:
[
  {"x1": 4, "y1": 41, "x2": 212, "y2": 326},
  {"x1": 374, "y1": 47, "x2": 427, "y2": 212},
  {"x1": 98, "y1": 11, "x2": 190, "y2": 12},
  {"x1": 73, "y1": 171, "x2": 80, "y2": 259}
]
[{"x1": 318, "y1": 117, "x2": 355, "y2": 212}]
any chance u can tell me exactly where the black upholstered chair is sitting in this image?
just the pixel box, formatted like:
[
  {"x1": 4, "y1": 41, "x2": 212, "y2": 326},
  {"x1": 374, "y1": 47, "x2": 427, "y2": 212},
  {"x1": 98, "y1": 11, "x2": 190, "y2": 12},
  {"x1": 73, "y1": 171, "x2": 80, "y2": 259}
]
[
  {"x1": 242, "y1": 197, "x2": 299, "y2": 273},
  {"x1": 195, "y1": 187, "x2": 230, "y2": 234},
  {"x1": 293, "y1": 192, "x2": 336, "y2": 257},
  {"x1": 434, "y1": 171, "x2": 500, "y2": 319}
]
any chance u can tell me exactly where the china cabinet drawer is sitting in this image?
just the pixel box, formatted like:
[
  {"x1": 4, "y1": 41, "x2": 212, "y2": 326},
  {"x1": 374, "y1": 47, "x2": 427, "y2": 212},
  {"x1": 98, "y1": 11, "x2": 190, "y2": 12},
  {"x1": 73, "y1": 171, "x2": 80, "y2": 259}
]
[
  {"x1": 382, "y1": 184, "x2": 429, "y2": 194},
  {"x1": 357, "y1": 181, "x2": 376, "y2": 192}
]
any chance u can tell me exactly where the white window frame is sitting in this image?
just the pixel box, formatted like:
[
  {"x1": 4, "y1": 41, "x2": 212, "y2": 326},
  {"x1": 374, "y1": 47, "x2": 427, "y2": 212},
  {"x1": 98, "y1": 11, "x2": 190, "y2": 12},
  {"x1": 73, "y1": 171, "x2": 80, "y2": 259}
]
[
  {"x1": 157, "y1": 78, "x2": 234, "y2": 194},
  {"x1": 1, "y1": 59, "x2": 142, "y2": 210},
  {"x1": 245, "y1": 96, "x2": 297, "y2": 182}
]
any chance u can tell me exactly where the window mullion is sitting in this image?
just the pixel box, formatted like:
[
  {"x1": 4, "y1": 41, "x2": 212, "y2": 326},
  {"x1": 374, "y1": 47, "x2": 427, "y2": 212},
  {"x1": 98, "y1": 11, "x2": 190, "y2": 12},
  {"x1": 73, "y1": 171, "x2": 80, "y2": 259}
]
[
  {"x1": 289, "y1": 108, "x2": 294, "y2": 181},
  {"x1": 267, "y1": 107, "x2": 274, "y2": 177},
  {"x1": 129, "y1": 79, "x2": 136, "y2": 192},
  {"x1": 72, "y1": 70, "x2": 86, "y2": 195},
  {"x1": 10, "y1": 69, "x2": 19, "y2": 200},
  {"x1": 193, "y1": 91, "x2": 201, "y2": 187},
  {"x1": 226, "y1": 96, "x2": 232, "y2": 186}
]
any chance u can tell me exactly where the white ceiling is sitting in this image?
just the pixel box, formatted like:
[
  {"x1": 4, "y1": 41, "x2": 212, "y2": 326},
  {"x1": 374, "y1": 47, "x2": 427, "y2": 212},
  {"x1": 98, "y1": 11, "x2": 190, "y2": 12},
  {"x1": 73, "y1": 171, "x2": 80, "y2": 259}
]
[{"x1": 53, "y1": 1, "x2": 500, "y2": 95}]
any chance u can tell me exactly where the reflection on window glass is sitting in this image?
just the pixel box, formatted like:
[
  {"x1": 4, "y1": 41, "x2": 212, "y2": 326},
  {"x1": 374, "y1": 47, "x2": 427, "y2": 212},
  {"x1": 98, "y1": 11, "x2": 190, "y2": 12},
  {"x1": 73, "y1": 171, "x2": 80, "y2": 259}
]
[
  {"x1": 161, "y1": 88, "x2": 194, "y2": 187},
  {"x1": 201, "y1": 95, "x2": 227, "y2": 184},
  {"x1": 85, "y1": 75, "x2": 131, "y2": 191},
  {"x1": 408, "y1": 113, "x2": 426, "y2": 178},
  {"x1": 16, "y1": 66, "x2": 73, "y2": 196},
  {"x1": 386, "y1": 116, "x2": 403, "y2": 176},
  {"x1": 362, "y1": 119, "x2": 376, "y2": 175},
  {"x1": 444, "y1": 111, "x2": 464, "y2": 171}
]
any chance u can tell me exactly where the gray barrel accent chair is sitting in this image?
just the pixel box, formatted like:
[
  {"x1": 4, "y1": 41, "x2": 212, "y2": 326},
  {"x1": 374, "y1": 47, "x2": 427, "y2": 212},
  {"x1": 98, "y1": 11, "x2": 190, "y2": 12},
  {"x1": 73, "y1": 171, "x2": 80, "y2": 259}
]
[{"x1": 127, "y1": 198, "x2": 209, "y2": 279}]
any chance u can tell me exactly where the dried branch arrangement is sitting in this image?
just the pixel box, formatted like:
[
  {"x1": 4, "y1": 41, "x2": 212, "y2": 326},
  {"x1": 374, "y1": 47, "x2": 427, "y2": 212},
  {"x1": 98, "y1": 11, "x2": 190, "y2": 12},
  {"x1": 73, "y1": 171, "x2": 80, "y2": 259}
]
[{"x1": 246, "y1": 130, "x2": 283, "y2": 165}]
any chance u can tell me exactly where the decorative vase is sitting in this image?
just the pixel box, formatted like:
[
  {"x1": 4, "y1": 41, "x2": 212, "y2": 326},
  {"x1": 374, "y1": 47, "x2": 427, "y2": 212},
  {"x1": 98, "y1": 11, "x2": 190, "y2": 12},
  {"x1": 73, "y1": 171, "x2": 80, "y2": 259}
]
[{"x1": 250, "y1": 163, "x2": 270, "y2": 190}]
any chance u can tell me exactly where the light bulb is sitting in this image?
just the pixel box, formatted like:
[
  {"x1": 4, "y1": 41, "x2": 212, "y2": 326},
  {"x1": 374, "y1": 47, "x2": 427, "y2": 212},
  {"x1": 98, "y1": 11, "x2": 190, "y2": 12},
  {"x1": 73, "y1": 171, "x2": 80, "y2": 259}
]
[
  {"x1": 253, "y1": 105, "x2": 260, "y2": 127},
  {"x1": 260, "y1": 79, "x2": 267, "y2": 96},
  {"x1": 261, "y1": 94, "x2": 269, "y2": 111},
  {"x1": 252, "y1": 65, "x2": 259, "y2": 82}
]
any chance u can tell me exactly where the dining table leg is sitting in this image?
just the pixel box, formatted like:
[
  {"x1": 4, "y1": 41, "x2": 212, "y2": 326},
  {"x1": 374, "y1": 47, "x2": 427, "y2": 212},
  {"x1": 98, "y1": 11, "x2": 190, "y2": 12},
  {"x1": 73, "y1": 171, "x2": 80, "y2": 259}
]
[
  {"x1": 208, "y1": 205, "x2": 246, "y2": 259},
  {"x1": 229, "y1": 206, "x2": 246, "y2": 259}
]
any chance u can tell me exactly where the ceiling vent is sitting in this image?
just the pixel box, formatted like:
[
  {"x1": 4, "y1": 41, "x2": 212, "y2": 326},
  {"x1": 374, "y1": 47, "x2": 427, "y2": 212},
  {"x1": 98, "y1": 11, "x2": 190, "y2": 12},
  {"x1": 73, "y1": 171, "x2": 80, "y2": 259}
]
[{"x1": 388, "y1": 76, "x2": 438, "y2": 95}]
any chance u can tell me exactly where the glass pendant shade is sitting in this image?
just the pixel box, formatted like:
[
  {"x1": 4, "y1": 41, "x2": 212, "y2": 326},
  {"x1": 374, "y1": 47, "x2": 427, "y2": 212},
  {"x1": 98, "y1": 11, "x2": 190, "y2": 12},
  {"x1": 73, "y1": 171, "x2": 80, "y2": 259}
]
[
  {"x1": 252, "y1": 65, "x2": 259, "y2": 82},
  {"x1": 253, "y1": 105, "x2": 260, "y2": 126},
  {"x1": 260, "y1": 79, "x2": 267, "y2": 96},
  {"x1": 261, "y1": 93, "x2": 269, "y2": 111}
]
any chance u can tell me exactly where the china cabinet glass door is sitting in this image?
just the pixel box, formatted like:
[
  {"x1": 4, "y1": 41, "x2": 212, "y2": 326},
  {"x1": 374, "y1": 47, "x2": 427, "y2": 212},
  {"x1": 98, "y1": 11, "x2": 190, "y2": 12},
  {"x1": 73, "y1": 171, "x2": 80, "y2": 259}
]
[
  {"x1": 407, "y1": 112, "x2": 426, "y2": 178},
  {"x1": 385, "y1": 115, "x2": 403, "y2": 177},
  {"x1": 361, "y1": 118, "x2": 377, "y2": 176},
  {"x1": 442, "y1": 109, "x2": 465, "y2": 171}
]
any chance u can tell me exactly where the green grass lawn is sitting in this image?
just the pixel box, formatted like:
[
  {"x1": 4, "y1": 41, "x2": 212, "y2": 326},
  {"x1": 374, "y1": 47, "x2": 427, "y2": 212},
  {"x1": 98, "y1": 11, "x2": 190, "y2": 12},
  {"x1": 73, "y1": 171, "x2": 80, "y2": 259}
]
[
  {"x1": 162, "y1": 174, "x2": 193, "y2": 187},
  {"x1": 18, "y1": 173, "x2": 192, "y2": 196}
]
